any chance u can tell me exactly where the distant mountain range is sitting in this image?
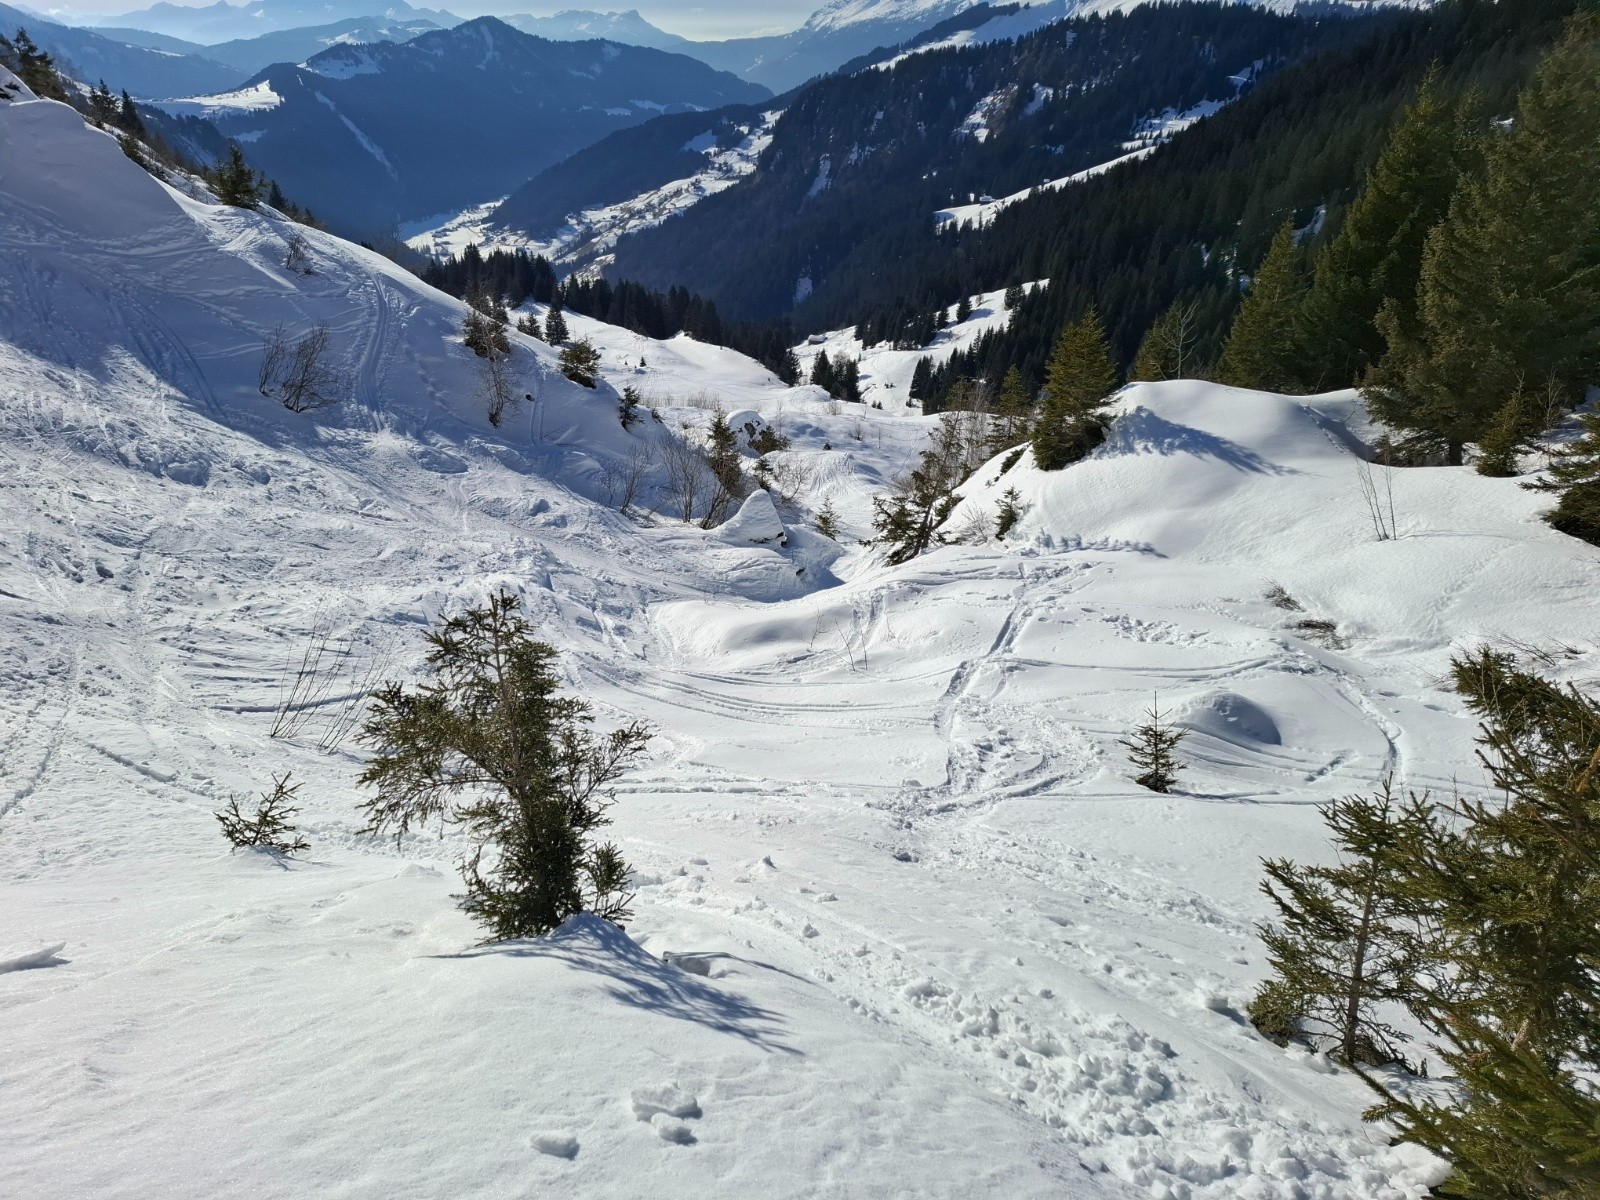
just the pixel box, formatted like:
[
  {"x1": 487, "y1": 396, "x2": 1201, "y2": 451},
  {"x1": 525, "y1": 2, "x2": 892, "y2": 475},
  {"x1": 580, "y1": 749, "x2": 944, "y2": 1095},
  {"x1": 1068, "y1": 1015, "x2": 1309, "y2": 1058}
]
[
  {"x1": 97, "y1": 14, "x2": 449, "y2": 75},
  {"x1": 78, "y1": 0, "x2": 458, "y2": 44},
  {"x1": 155, "y1": 16, "x2": 770, "y2": 234},
  {"x1": 0, "y1": 0, "x2": 243, "y2": 95}
]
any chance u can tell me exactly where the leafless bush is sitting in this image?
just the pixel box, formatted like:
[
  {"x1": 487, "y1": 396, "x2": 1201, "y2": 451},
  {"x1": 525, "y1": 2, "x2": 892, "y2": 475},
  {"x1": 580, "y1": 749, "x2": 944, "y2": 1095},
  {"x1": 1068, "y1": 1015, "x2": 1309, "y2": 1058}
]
[
  {"x1": 271, "y1": 615, "x2": 346, "y2": 738},
  {"x1": 284, "y1": 233, "x2": 313, "y2": 275},
  {"x1": 654, "y1": 430, "x2": 711, "y2": 523},
  {"x1": 478, "y1": 346, "x2": 518, "y2": 427},
  {"x1": 1356, "y1": 459, "x2": 1397, "y2": 541},
  {"x1": 1264, "y1": 583, "x2": 1304, "y2": 612},
  {"x1": 259, "y1": 324, "x2": 343, "y2": 412},
  {"x1": 596, "y1": 446, "x2": 652, "y2": 514},
  {"x1": 757, "y1": 456, "x2": 816, "y2": 509}
]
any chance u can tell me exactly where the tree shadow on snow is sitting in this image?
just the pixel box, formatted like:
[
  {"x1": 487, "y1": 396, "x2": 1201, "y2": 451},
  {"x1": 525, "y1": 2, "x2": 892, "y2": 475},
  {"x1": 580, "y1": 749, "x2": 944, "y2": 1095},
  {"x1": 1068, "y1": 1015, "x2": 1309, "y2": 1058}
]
[
  {"x1": 438, "y1": 915, "x2": 799, "y2": 1054},
  {"x1": 1102, "y1": 407, "x2": 1296, "y2": 475}
]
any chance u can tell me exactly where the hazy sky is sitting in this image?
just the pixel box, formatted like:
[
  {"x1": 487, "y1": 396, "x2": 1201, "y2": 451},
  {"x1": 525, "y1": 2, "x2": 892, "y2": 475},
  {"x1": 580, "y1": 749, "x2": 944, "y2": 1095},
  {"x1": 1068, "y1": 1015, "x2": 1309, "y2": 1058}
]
[{"x1": 42, "y1": 1, "x2": 823, "y2": 40}]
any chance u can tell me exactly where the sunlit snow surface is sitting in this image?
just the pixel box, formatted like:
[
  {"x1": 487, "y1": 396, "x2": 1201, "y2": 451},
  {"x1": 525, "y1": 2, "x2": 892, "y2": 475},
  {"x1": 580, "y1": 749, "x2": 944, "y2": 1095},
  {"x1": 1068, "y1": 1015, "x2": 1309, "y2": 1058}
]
[{"x1": 0, "y1": 72, "x2": 1591, "y2": 1200}]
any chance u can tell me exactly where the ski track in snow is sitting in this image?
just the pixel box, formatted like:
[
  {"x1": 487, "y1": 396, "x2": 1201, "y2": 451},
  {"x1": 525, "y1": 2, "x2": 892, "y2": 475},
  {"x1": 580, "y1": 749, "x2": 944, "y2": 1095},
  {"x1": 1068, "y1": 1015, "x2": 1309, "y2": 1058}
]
[{"x1": 0, "y1": 76, "x2": 1592, "y2": 1200}]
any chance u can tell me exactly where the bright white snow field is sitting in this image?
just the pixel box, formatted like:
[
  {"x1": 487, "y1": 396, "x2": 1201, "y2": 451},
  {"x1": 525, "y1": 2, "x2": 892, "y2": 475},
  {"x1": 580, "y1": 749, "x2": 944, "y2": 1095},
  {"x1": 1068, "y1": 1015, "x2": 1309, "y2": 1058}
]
[{"x1": 2, "y1": 75, "x2": 1596, "y2": 1200}]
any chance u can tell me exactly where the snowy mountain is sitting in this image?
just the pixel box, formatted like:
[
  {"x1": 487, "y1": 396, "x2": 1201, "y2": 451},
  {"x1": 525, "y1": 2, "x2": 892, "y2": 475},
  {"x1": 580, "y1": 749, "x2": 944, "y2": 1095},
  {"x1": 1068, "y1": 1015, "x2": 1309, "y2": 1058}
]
[
  {"x1": 6, "y1": 55, "x2": 1600, "y2": 1199},
  {"x1": 190, "y1": 14, "x2": 451, "y2": 75},
  {"x1": 0, "y1": 0, "x2": 245, "y2": 96},
  {"x1": 499, "y1": 9, "x2": 694, "y2": 54},
  {"x1": 76, "y1": 0, "x2": 460, "y2": 44},
  {"x1": 407, "y1": 106, "x2": 779, "y2": 271},
  {"x1": 155, "y1": 17, "x2": 770, "y2": 235},
  {"x1": 6, "y1": 63, "x2": 1598, "y2": 1200}
]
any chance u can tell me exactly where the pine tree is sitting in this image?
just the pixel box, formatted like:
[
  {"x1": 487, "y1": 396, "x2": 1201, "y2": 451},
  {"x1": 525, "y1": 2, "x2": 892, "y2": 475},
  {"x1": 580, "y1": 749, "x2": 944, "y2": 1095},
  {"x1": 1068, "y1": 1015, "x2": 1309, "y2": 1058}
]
[
  {"x1": 1474, "y1": 380, "x2": 1555, "y2": 478},
  {"x1": 216, "y1": 774, "x2": 311, "y2": 855},
  {"x1": 116, "y1": 90, "x2": 145, "y2": 137},
  {"x1": 1298, "y1": 71, "x2": 1474, "y2": 389},
  {"x1": 956, "y1": 295, "x2": 973, "y2": 322},
  {"x1": 1529, "y1": 407, "x2": 1600, "y2": 546},
  {"x1": 463, "y1": 308, "x2": 510, "y2": 360},
  {"x1": 836, "y1": 357, "x2": 863, "y2": 404},
  {"x1": 559, "y1": 339, "x2": 601, "y2": 388},
  {"x1": 543, "y1": 302, "x2": 569, "y2": 346},
  {"x1": 1366, "y1": 16, "x2": 1600, "y2": 464},
  {"x1": 814, "y1": 497, "x2": 840, "y2": 540},
  {"x1": 1003, "y1": 283, "x2": 1025, "y2": 311},
  {"x1": 358, "y1": 592, "x2": 651, "y2": 941},
  {"x1": 987, "y1": 366, "x2": 1033, "y2": 451},
  {"x1": 618, "y1": 384, "x2": 641, "y2": 429},
  {"x1": 994, "y1": 487, "x2": 1023, "y2": 539},
  {"x1": 1249, "y1": 781, "x2": 1436, "y2": 1066},
  {"x1": 211, "y1": 145, "x2": 264, "y2": 208},
  {"x1": 1364, "y1": 649, "x2": 1600, "y2": 1198},
  {"x1": 1131, "y1": 298, "x2": 1204, "y2": 381},
  {"x1": 5, "y1": 29, "x2": 65, "y2": 100},
  {"x1": 1032, "y1": 306, "x2": 1118, "y2": 471},
  {"x1": 811, "y1": 351, "x2": 835, "y2": 394},
  {"x1": 1118, "y1": 700, "x2": 1186, "y2": 793},
  {"x1": 779, "y1": 348, "x2": 802, "y2": 386},
  {"x1": 88, "y1": 79, "x2": 117, "y2": 125},
  {"x1": 1217, "y1": 221, "x2": 1308, "y2": 392}
]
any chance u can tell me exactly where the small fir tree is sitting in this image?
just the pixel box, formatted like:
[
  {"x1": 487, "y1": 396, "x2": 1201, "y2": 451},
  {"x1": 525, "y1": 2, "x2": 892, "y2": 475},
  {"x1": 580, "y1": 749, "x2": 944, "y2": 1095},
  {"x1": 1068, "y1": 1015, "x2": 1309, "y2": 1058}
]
[
  {"x1": 1249, "y1": 781, "x2": 1437, "y2": 1065},
  {"x1": 358, "y1": 592, "x2": 651, "y2": 941},
  {"x1": 994, "y1": 487, "x2": 1023, "y2": 539},
  {"x1": 559, "y1": 339, "x2": 601, "y2": 388},
  {"x1": 988, "y1": 366, "x2": 1033, "y2": 451},
  {"x1": 116, "y1": 90, "x2": 145, "y2": 137},
  {"x1": 1528, "y1": 406, "x2": 1600, "y2": 546},
  {"x1": 1119, "y1": 700, "x2": 1186, "y2": 792},
  {"x1": 516, "y1": 312, "x2": 542, "y2": 339},
  {"x1": 211, "y1": 145, "x2": 264, "y2": 209},
  {"x1": 1032, "y1": 306, "x2": 1118, "y2": 471},
  {"x1": 1217, "y1": 221, "x2": 1308, "y2": 392},
  {"x1": 543, "y1": 303, "x2": 570, "y2": 346},
  {"x1": 463, "y1": 308, "x2": 510, "y2": 360},
  {"x1": 1474, "y1": 381, "x2": 1553, "y2": 478},
  {"x1": 618, "y1": 384, "x2": 641, "y2": 429},
  {"x1": 956, "y1": 295, "x2": 973, "y2": 322},
  {"x1": 1003, "y1": 283, "x2": 1025, "y2": 311},
  {"x1": 216, "y1": 774, "x2": 311, "y2": 855},
  {"x1": 814, "y1": 497, "x2": 840, "y2": 540}
]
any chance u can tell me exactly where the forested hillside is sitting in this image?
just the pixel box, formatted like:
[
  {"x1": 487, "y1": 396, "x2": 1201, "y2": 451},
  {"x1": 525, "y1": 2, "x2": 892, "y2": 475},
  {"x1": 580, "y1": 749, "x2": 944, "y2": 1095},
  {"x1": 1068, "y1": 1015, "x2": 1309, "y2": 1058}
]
[{"x1": 607, "y1": 3, "x2": 1379, "y2": 321}]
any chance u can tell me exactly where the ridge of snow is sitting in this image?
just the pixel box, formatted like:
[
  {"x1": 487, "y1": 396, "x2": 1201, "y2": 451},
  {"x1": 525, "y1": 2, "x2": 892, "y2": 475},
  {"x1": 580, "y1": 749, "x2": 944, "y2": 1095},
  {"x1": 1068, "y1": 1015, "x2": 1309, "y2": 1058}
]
[{"x1": 154, "y1": 79, "x2": 283, "y2": 116}]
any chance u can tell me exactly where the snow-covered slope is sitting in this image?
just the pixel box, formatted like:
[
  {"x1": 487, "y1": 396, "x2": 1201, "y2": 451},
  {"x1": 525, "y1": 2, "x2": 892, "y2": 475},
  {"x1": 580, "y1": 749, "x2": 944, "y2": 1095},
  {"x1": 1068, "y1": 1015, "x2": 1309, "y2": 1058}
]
[
  {"x1": 3, "y1": 75, "x2": 1595, "y2": 1200},
  {"x1": 795, "y1": 282, "x2": 1046, "y2": 412},
  {"x1": 407, "y1": 111, "x2": 780, "y2": 270}
]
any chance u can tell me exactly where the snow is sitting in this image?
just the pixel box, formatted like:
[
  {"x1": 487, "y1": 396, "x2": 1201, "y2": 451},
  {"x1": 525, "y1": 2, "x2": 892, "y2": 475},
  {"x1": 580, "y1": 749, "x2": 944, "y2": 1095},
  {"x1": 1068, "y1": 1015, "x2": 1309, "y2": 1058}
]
[
  {"x1": 794, "y1": 282, "x2": 1047, "y2": 412},
  {"x1": 155, "y1": 79, "x2": 283, "y2": 117},
  {"x1": 301, "y1": 49, "x2": 383, "y2": 79},
  {"x1": 2, "y1": 81, "x2": 1595, "y2": 1200},
  {"x1": 404, "y1": 112, "x2": 781, "y2": 271}
]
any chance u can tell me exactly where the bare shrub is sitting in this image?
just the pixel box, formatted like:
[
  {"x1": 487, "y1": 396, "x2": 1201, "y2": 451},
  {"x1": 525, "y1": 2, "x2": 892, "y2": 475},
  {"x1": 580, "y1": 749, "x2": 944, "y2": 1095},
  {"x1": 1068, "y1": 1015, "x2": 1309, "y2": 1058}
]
[
  {"x1": 259, "y1": 324, "x2": 343, "y2": 412},
  {"x1": 1264, "y1": 583, "x2": 1304, "y2": 611},
  {"x1": 597, "y1": 446, "x2": 652, "y2": 514},
  {"x1": 479, "y1": 347, "x2": 518, "y2": 427},
  {"x1": 283, "y1": 232, "x2": 313, "y2": 275},
  {"x1": 655, "y1": 429, "x2": 711, "y2": 523}
]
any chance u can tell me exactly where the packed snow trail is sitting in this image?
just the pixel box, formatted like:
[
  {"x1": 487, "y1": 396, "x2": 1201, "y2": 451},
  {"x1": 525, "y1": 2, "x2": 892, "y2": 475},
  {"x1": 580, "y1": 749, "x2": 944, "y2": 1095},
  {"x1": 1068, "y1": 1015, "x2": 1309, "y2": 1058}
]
[{"x1": 3, "y1": 78, "x2": 1597, "y2": 1199}]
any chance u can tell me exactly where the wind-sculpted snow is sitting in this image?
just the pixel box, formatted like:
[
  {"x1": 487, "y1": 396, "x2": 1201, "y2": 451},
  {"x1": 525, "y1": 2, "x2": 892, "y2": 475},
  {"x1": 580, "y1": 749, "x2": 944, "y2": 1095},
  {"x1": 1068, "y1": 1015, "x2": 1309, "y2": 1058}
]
[{"x1": 0, "y1": 83, "x2": 1592, "y2": 1200}]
